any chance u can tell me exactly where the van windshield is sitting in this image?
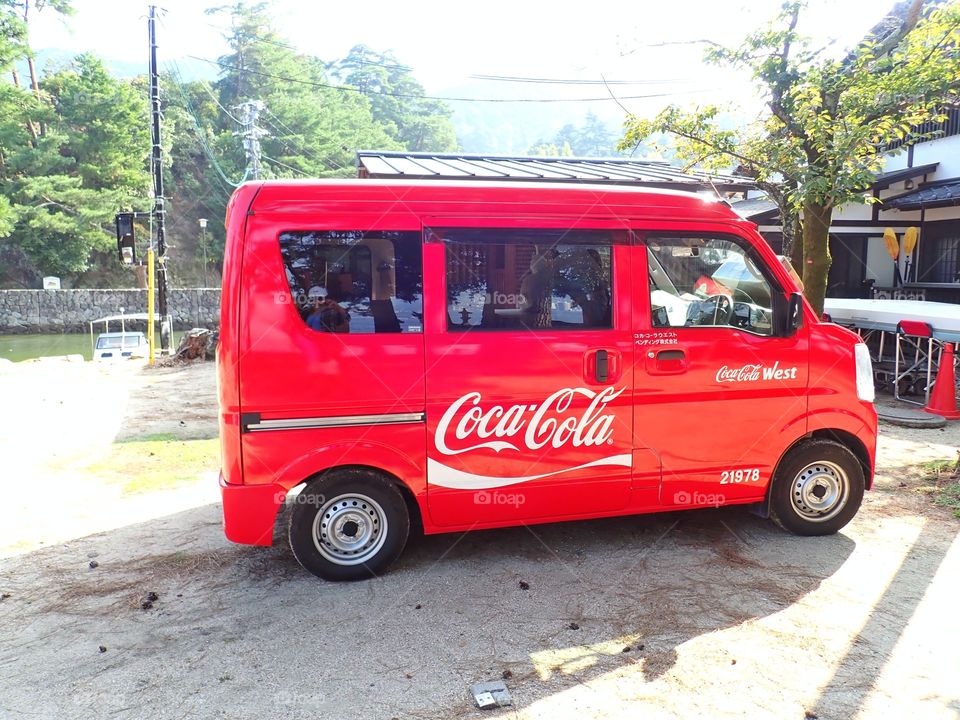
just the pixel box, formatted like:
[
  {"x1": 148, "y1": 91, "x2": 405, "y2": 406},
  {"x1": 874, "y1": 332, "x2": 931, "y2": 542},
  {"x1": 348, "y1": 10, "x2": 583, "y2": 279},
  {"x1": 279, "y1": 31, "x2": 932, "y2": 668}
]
[
  {"x1": 647, "y1": 236, "x2": 774, "y2": 335},
  {"x1": 97, "y1": 335, "x2": 142, "y2": 349}
]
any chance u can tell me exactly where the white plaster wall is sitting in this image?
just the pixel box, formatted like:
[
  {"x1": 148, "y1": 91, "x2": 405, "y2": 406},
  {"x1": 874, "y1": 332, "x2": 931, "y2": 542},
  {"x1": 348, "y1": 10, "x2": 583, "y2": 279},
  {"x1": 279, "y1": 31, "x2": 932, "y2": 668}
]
[
  {"x1": 912, "y1": 136, "x2": 960, "y2": 179},
  {"x1": 865, "y1": 237, "x2": 896, "y2": 285},
  {"x1": 880, "y1": 135, "x2": 960, "y2": 178},
  {"x1": 832, "y1": 202, "x2": 873, "y2": 221}
]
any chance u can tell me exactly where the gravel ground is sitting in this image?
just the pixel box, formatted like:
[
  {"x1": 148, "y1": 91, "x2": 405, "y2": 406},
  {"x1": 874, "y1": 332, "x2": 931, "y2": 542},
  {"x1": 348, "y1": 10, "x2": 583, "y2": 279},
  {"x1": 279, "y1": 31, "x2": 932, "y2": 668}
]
[{"x1": 0, "y1": 359, "x2": 958, "y2": 720}]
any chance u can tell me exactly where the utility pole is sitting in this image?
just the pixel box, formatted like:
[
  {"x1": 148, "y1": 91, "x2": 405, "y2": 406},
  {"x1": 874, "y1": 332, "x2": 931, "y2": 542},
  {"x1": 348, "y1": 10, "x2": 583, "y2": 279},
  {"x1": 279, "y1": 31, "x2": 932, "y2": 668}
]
[
  {"x1": 198, "y1": 218, "x2": 208, "y2": 288},
  {"x1": 148, "y1": 5, "x2": 171, "y2": 352},
  {"x1": 234, "y1": 100, "x2": 268, "y2": 180}
]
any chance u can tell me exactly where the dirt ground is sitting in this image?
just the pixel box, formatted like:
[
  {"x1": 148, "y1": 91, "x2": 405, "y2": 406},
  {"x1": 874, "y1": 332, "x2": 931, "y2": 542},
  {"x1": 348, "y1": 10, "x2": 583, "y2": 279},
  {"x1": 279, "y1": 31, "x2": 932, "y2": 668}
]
[{"x1": 0, "y1": 359, "x2": 958, "y2": 720}]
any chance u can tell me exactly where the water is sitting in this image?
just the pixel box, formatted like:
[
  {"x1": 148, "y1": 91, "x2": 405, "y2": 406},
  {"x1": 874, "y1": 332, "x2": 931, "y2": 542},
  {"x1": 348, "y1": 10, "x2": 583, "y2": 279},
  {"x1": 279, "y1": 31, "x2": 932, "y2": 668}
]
[{"x1": 0, "y1": 333, "x2": 184, "y2": 362}]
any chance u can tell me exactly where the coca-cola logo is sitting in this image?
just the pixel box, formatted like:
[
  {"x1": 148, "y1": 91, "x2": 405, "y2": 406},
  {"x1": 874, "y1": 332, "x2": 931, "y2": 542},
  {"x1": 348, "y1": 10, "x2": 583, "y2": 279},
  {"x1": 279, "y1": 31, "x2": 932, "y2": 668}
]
[
  {"x1": 435, "y1": 387, "x2": 623, "y2": 456},
  {"x1": 716, "y1": 363, "x2": 762, "y2": 383},
  {"x1": 716, "y1": 361, "x2": 798, "y2": 383}
]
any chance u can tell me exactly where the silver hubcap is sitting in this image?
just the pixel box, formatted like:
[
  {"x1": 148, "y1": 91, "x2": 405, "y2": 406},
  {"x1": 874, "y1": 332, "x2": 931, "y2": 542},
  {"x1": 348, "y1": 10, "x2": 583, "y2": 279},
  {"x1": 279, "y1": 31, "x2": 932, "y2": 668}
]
[
  {"x1": 790, "y1": 461, "x2": 848, "y2": 522},
  {"x1": 312, "y1": 493, "x2": 388, "y2": 566}
]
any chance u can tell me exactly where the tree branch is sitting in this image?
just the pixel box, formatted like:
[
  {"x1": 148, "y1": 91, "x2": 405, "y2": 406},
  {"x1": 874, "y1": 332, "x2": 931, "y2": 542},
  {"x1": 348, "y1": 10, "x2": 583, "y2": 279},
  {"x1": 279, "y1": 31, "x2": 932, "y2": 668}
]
[{"x1": 656, "y1": 124, "x2": 797, "y2": 181}]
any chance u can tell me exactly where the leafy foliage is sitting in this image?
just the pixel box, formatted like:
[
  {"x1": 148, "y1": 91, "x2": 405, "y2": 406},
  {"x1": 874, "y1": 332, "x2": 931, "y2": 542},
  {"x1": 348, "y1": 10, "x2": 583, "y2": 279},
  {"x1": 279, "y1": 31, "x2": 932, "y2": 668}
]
[
  {"x1": 0, "y1": 0, "x2": 458, "y2": 287},
  {"x1": 620, "y1": 0, "x2": 960, "y2": 313},
  {"x1": 531, "y1": 112, "x2": 622, "y2": 157}
]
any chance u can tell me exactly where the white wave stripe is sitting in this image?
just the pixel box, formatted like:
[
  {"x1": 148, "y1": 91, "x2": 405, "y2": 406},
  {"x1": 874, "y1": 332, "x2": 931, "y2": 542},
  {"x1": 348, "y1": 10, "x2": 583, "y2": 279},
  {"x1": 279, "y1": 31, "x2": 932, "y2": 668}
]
[{"x1": 428, "y1": 454, "x2": 633, "y2": 490}]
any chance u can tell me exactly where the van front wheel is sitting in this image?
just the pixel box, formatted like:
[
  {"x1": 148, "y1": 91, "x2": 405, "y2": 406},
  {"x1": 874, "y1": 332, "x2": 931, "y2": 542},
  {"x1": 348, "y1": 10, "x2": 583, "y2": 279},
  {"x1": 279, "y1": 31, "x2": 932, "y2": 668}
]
[
  {"x1": 770, "y1": 439, "x2": 865, "y2": 536},
  {"x1": 288, "y1": 470, "x2": 410, "y2": 581}
]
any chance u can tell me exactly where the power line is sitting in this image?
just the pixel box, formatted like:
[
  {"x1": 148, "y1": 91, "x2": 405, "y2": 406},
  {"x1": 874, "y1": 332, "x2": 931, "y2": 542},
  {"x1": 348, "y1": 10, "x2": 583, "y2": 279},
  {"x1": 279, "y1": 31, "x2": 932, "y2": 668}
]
[
  {"x1": 469, "y1": 74, "x2": 688, "y2": 86},
  {"x1": 200, "y1": 18, "x2": 687, "y2": 87},
  {"x1": 185, "y1": 54, "x2": 703, "y2": 104},
  {"x1": 196, "y1": 79, "x2": 242, "y2": 124},
  {"x1": 261, "y1": 153, "x2": 310, "y2": 177},
  {"x1": 162, "y1": 57, "x2": 248, "y2": 191},
  {"x1": 259, "y1": 108, "x2": 350, "y2": 174}
]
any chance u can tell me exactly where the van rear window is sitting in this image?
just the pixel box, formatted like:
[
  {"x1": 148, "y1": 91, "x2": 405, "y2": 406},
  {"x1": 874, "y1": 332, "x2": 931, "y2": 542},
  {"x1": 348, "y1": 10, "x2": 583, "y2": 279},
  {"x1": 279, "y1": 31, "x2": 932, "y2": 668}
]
[
  {"x1": 436, "y1": 228, "x2": 616, "y2": 331},
  {"x1": 278, "y1": 231, "x2": 423, "y2": 334}
]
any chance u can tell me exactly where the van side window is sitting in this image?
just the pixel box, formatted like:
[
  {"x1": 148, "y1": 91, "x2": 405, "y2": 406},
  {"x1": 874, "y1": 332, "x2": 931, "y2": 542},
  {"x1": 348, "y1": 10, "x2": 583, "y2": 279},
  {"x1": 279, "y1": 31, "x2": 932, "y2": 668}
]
[
  {"x1": 279, "y1": 231, "x2": 423, "y2": 334},
  {"x1": 437, "y1": 228, "x2": 616, "y2": 331},
  {"x1": 646, "y1": 236, "x2": 774, "y2": 336}
]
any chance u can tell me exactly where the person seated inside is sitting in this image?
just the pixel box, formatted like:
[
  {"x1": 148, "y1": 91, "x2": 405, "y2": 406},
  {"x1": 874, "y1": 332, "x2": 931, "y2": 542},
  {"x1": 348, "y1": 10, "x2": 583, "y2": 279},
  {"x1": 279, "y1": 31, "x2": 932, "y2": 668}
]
[{"x1": 305, "y1": 286, "x2": 350, "y2": 333}]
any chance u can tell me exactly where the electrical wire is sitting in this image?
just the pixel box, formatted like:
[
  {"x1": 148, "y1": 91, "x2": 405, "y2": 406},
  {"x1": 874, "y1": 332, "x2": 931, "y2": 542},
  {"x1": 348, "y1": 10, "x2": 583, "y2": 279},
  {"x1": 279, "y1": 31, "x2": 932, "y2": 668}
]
[
  {"x1": 259, "y1": 109, "x2": 350, "y2": 175},
  {"x1": 469, "y1": 74, "x2": 687, "y2": 85},
  {"x1": 162, "y1": 55, "x2": 249, "y2": 190},
  {"x1": 185, "y1": 55, "x2": 703, "y2": 104},
  {"x1": 260, "y1": 153, "x2": 310, "y2": 177},
  {"x1": 196, "y1": 79, "x2": 242, "y2": 124},
  {"x1": 201, "y1": 18, "x2": 687, "y2": 87}
]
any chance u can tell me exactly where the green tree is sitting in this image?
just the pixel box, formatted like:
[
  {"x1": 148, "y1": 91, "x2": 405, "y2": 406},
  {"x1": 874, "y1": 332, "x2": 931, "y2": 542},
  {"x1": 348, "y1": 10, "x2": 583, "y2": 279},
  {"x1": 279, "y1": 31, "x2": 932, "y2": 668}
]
[
  {"x1": 207, "y1": 4, "x2": 400, "y2": 177},
  {"x1": 0, "y1": 0, "x2": 150, "y2": 283},
  {"x1": 620, "y1": 0, "x2": 960, "y2": 314},
  {"x1": 335, "y1": 44, "x2": 457, "y2": 152},
  {"x1": 578, "y1": 111, "x2": 615, "y2": 156},
  {"x1": 1, "y1": 54, "x2": 149, "y2": 277}
]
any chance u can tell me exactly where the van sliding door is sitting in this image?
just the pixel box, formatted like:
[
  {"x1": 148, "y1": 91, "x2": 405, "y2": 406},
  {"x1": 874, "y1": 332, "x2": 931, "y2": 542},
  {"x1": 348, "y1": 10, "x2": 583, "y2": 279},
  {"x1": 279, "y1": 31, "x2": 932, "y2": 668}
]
[{"x1": 422, "y1": 219, "x2": 643, "y2": 528}]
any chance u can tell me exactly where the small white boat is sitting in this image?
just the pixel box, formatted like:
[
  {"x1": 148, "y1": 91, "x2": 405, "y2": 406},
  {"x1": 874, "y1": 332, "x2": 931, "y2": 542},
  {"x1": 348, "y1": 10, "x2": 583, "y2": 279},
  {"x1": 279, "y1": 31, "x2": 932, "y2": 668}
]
[
  {"x1": 823, "y1": 298, "x2": 960, "y2": 342},
  {"x1": 93, "y1": 331, "x2": 149, "y2": 361}
]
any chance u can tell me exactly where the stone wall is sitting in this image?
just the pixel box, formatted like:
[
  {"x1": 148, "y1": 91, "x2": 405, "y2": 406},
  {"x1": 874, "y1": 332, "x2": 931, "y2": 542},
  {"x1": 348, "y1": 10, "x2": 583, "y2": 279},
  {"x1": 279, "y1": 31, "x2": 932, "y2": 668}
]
[{"x1": 0, "y1": 289, "x2": 221, "y2": 333}]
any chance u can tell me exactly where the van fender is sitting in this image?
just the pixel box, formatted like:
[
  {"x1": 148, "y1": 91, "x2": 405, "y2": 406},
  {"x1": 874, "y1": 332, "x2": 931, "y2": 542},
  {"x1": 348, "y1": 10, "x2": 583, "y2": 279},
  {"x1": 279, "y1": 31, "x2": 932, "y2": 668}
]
[
  {"x1": 271, "y1": 440, "x2": 426, "y2": 500},
  {"x1": 764, "y1": 408, "x2": 876, "y2": 505},
  {"x1": 805, "y1": 407, "x2": 874, "y2": 440}
]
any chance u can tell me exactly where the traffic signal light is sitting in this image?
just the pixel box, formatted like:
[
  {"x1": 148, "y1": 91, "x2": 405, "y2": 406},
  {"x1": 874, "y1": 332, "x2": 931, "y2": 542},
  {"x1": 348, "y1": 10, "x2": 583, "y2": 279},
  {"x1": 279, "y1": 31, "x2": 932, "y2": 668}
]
[{"x1": 116, "y1": 213, "x2": 137, "y2": 265}]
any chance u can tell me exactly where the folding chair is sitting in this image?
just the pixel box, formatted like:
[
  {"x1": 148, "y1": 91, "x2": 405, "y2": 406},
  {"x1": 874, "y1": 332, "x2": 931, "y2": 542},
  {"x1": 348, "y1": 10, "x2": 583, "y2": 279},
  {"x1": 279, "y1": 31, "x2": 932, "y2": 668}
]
[{"x1": 894, "y1": 320, "x2": 935, "y2": 405}]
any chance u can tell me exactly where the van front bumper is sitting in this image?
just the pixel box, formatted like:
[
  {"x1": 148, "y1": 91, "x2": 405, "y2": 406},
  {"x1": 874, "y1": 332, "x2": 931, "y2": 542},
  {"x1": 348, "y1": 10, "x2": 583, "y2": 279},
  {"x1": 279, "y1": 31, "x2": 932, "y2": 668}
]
[{"x1": 220, "y1": 473, "x2": 286, "y2": 546}]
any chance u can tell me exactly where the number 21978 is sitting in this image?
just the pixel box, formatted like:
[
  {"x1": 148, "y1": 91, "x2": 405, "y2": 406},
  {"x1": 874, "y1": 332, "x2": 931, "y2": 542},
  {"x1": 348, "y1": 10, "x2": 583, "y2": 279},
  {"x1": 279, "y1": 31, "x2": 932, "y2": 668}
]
[{"x1": 720, "y1": 468, "x2": 761, "y2": 484}]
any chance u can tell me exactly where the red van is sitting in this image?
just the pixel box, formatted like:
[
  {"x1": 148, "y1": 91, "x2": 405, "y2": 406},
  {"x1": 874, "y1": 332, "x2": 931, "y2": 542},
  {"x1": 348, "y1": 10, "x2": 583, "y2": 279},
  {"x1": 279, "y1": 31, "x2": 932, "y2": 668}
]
[{"x1": 217, "y1": 180, "x2": 877, "y2": 580}]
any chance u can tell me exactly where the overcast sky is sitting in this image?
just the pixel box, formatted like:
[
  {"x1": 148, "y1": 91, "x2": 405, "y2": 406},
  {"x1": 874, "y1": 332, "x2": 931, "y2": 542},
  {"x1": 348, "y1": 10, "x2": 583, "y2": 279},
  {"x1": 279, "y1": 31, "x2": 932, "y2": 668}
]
[{"x1": 26, "y1": 0, "x2": 898, "y2": 139}]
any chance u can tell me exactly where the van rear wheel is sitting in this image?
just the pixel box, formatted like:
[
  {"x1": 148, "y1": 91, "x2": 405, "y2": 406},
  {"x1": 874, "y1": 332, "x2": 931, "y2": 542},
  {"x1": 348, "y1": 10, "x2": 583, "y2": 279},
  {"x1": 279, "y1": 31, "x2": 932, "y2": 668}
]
[
  {"x1": 288, "y1": 469, "x2": 410, "y2": 581},
  {"x1": 770, "y1": 439, "x2": 865, "y2": 536}
]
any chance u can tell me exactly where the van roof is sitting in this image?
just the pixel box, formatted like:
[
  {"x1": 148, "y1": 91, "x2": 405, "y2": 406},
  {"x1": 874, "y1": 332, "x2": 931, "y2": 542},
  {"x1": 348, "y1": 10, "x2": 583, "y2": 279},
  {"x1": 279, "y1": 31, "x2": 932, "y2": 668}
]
[{"x1": 246, "y1": 179, "x2": 748, "y2": 224}]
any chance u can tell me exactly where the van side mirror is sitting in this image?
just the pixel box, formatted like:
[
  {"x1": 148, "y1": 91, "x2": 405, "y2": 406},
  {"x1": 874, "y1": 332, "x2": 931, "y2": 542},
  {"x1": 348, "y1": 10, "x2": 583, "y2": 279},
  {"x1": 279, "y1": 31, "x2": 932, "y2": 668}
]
[{"x1": 786, "y1": 292, "x2": 803, "y2": 335}]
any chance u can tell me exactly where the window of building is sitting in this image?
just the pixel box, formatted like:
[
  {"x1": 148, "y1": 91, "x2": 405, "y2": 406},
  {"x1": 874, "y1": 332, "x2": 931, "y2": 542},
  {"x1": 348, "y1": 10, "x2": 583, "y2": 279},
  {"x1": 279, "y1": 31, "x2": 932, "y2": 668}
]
[
  {"x1": 646, "y1": 235, "x2": 775, "y2": 335},
  {"x1": 278, "y1": 231, "x2": 423, "y2": 334},
  {"x1": 917, "y1": 224, "x2": 960, "y2": 284},
  {"x1": 437, "y1": 228, "x2": 617, "y2": 331}
]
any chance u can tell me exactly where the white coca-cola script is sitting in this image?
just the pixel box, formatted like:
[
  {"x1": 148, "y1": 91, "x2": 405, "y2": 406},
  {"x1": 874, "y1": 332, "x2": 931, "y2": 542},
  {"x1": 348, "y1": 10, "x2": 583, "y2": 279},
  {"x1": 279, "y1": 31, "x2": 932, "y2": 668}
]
[{"x1": 435, "y1": 387, "x2": 623, "y2": 455}]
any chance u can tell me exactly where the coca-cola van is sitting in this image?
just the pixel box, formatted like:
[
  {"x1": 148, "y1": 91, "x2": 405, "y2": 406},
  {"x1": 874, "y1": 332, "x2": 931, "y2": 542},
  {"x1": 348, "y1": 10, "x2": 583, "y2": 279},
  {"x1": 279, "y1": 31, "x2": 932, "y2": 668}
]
[{"x1": 218, "y1": 180, "x2": 877, "y2": 580}]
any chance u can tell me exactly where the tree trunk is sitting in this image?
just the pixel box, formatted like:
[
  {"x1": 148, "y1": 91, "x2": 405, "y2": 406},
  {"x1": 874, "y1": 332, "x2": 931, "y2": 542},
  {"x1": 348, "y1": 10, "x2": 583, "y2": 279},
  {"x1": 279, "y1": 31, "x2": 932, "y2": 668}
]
[
  {"x1": 800, "y1": 201, "x2": 834, "y2": 316},
  {"x1": 789, "y1": 217, "x2": 803, "y2": 273}
]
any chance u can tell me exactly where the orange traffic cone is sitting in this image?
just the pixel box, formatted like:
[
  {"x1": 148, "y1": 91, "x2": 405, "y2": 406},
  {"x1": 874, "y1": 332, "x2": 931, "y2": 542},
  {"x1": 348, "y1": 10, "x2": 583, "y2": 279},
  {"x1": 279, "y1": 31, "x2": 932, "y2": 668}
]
[{"x1": 925, "y1": 343, "x2": 960, "y2": 419}]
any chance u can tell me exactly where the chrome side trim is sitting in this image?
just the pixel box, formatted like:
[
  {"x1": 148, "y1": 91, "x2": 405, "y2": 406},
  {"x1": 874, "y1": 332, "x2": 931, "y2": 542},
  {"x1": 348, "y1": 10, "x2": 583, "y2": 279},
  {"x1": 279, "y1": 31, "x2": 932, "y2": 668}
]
[{"x1": 245, "y1": 412, "x2": 425, "y2": 433}]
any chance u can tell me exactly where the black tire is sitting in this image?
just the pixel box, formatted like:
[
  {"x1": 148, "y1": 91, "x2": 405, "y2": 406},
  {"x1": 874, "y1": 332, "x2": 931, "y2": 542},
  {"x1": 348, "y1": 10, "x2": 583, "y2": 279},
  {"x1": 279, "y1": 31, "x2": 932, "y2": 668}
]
[
  {"x1": 769, "y1": 439, "x2": 865, "y2": 536},
  {"x1": 288, "y1": 468, "x2": 410, "y2": 581}
]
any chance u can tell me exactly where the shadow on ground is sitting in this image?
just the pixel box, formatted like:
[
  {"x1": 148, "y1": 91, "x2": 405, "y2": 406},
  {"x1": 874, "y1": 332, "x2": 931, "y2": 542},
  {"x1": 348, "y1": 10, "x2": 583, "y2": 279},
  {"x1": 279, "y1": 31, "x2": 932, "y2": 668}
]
[{"x1": 2, "y1": 499, "x2": 913, "y2": 719}]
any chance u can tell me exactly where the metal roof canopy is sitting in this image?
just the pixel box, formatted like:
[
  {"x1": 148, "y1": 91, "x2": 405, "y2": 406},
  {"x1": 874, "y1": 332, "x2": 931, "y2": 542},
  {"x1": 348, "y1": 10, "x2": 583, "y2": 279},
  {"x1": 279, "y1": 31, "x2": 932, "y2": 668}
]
[
  {"x1": 357, "y1": 151, "x2": 756, "y2": 192},
  {"x1": 884, "y1": 177, "x2": 960, "y2": 211}
]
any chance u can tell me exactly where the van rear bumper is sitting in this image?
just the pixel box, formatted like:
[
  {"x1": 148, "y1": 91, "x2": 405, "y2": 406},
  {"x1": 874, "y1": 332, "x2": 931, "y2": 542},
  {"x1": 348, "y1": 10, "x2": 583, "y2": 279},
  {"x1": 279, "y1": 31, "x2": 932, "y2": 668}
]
[{"x1": 220, "y1": 473, "x2": 285, "y2": 546}]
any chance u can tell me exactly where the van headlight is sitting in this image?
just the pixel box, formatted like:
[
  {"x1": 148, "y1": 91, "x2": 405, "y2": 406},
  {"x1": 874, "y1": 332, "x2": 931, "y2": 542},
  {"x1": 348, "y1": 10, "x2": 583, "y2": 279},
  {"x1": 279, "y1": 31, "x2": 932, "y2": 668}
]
[{"x1": 855, "y1": 343, "x2": 875, "y2": 402}]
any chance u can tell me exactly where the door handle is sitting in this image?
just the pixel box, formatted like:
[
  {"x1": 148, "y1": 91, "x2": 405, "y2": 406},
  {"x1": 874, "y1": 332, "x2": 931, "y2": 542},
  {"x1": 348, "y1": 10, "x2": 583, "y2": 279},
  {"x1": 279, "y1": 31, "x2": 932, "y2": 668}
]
[
  {"x1": 656, "y1": 349, "x2": 685, "y2": 362},
  {"x1": 646, "y1": 347, "x2": 687, "y2": 374},
  {"x1": 596, "y1": 349, "x2": 609, "y2": 383},
  {"x1": 584, "y1": 348, "x2": 618, "y2": 384}
]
